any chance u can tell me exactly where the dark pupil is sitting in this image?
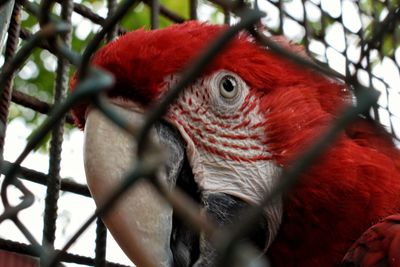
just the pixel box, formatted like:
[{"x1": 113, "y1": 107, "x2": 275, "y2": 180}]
[{"x1": 222, "y1": 78, "x2": 234, "y2": 92}]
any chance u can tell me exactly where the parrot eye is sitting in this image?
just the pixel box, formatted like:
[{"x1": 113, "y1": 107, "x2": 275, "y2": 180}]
[
  {"x1": 208, "y1": 70, "x2": 248, "y2": 113},
  {"x1": 219, "y1": 75, "x2": 239, "y2": 99}
]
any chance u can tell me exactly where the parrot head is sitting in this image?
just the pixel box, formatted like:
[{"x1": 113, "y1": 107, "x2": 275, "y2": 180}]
[{"x1": 71, "y1": 21, "x2": 400, "y2": 267}]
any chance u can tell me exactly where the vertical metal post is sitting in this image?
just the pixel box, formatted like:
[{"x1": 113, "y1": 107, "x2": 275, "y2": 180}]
[
  {"x1": 94, "y1": 218, "x2": 107, "y2": 267},
  {"x1": 107, "y1": 0, "x2": 118, "y2": 41},
  {"x1": 41, "y1": 0, "x2": 72, "y2": 265},
  {"x1": 224, "y1": 8, "x2": 230, "y2": 24},
  {"x1": 278, "y1": 0, "x2": 284, "y2": 34},
  {"x1": 0, "y1": 0, "x2": 20, "y2": 162},
  {"x1": 0, "y1": 0, "x2": 15, "y2": 50},
  {"x1": 190, "y1": 0, "x2": 198, "y2": 20},
  {"x1": 95, "y1": 0, "x2": 118, "y2": 263},
  {"x1": 150, "y1": 0, "x2": 159, "y2": 29}
]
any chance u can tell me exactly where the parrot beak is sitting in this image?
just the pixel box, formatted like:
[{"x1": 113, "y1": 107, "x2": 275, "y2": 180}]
[
  {"x1": 83, "y1": 100, "x2": 270, "y2": 267},
  {"x1": 84, "y1": 100, "x2": 176, "y2": 266}
]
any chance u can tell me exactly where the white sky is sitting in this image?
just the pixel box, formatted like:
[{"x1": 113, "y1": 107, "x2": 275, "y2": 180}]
[{"x1": 1, "y1": 1, "x2": 400, "y2": 266}]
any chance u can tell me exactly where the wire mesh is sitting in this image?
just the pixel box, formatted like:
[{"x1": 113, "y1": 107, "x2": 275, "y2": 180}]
[{"x1": 0, "y1": 0, "x2": 399, "y2": 266}]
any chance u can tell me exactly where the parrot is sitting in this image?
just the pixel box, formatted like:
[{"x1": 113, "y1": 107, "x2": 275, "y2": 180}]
[{"x1": 70, "y1": 21, "x2": 400, "y2": 267}]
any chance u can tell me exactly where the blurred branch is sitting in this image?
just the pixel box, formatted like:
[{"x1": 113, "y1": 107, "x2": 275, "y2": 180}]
[
  {"x1": 0, "y1": 160, "x2": 90, "y2": 197},
  {"x1": 11, "y1": 89, "x2": 75, "y2": 124}
]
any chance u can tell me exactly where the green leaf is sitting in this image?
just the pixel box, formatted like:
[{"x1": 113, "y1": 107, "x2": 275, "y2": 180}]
[{"x1": 382, "y1": 34, "x2": 395, "y2": 57}]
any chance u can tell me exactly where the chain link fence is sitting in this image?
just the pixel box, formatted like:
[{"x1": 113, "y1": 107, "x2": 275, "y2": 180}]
[{"x1": 0, "y1": 0, "x2": 399, "y2": 266}]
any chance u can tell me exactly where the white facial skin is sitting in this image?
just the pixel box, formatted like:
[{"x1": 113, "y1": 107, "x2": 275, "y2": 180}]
[
  {"x1": 167, "y1": 70, "x2": 283, "y2": 247},
  {"x1": 83, "y1": 70, "x2": 283, "y2": 267}
]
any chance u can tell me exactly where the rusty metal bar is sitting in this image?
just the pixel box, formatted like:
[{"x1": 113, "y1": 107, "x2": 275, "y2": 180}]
[
  {"x1": 94, "y1": 218, "x2": 107, "y2": 267},
  {"x1": 0, "y1": 2, "x2": 21, "y2": 160},
  {"x1": 41, "y1": 0, "x2": 73, "y2": 265},
  {"x1": 1, "y1": 160, "x2": 90, "y2": 197},
  {"x1": 11, "y1": 90, "x2": 74, "y2": 124}
]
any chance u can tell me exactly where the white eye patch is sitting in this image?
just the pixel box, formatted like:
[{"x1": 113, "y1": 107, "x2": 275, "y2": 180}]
[
  {"x1": 168, "y1": 70, "x2": 283, "y2": 250},
  {"x1": 180, "y1": 127, "x2": 283, "y2": 250}
]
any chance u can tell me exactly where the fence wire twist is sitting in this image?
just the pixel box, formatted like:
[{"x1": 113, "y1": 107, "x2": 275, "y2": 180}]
[{"x1": 0, "y1": 0, "x2": 399, "y2": 266}]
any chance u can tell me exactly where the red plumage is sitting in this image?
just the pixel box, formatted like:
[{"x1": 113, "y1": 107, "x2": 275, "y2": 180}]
[
  {"x1": 70, "y1": 21, "x2": 400, "y2": 266},
  {"x1": 342, "y1": 214, "x2": 400, "y2": 266}
]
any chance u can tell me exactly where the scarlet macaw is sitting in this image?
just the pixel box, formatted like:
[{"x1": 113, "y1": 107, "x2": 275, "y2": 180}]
[{"x1": 71, "y1": 21, "x2": 400, "y2": 267}]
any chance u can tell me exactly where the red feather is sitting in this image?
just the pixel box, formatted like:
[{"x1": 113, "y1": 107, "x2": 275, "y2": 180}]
[
  {"x1": 342, "y1": 214, "x2": 400, "y2": 267},
  {"x1": 70, "y1": 21, "x2": 400, "y2": 266}
]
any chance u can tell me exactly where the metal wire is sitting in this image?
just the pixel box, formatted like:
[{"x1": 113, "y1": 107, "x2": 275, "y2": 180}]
[{"x1": 0, "y1": 0, "x2": 399, "y2": 266}]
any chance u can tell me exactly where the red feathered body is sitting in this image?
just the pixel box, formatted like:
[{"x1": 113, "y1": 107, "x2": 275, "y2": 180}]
[
  {"x1": 71, "y1": 22, "x2": 400, "y2": 266},
  {"x1": 342, "y1": 214, "x2": 400, "y2": 266}
]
